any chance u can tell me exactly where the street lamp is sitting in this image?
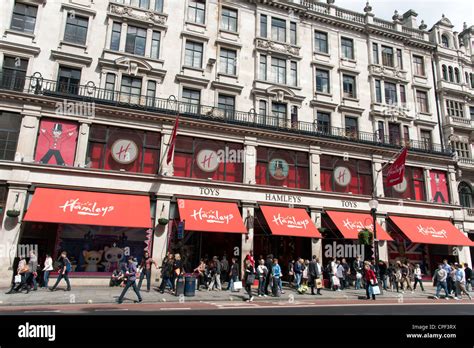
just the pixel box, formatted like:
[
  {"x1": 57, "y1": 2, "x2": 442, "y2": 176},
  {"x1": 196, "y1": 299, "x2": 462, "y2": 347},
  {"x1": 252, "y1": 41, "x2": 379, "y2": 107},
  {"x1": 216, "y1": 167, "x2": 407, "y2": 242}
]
[{"x1": 368, "y1": 198, "x2": 379, "y2": 267}]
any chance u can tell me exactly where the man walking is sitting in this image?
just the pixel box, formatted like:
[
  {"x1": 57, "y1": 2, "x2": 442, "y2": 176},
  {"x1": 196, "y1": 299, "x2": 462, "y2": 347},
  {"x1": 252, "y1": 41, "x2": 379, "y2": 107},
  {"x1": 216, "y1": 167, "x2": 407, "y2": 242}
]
[
  {"x1": 454, "y1": 264, "x2": 472, "y2": 300},
  {"x1": 49, "y1": 251, "x2": 71, "y2": 292},
  {"x1": 413, "y1": 264, "x2": 425, "y2": 292},
  {"x1": 137, "y1": 251, "x2": 157, "y2": 292},
  {"x1": 220, "y1": 255, "x2": 229, "y2": 285},
  {"x1": 264, "y1": 254, "x2": 273, "y2": 295},
  {"x1": 117, "y1": 256, "x2": 142, "y2": 304},
  {"x1": 433, "y1": 264, "x2": 450, "y2": 300},
  {"x1": 308, "y1": 255, "x2": 322, "y2": 295},
  {"x1": 442, "y1": 259, "x2": 453, "y2": 295},
  {"x1": 227, "y1": 257, "x2": 239, "y2": 292},
  {"x1": 27, "y1": 250, "x2": 38, "y2": 291},
  {"x1": 353, "y1": 256, "x2": 363, "y2": 290},
  {"x1": 464, "y1": 263, "x2": 472, "y2": 292}
]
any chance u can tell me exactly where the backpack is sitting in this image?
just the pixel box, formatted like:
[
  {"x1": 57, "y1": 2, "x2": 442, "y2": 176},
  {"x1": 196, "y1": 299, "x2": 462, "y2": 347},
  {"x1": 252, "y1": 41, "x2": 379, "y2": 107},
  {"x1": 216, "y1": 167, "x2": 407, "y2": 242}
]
[{"x1": 65, "y1": 258, "x2": 72, "y2": 273}]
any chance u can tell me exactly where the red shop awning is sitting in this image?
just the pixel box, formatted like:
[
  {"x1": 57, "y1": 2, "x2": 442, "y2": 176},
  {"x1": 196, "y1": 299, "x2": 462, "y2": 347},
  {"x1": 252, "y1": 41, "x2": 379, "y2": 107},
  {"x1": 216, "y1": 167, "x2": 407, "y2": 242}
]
[
  {"x1": 326, "y1": 210, "x2": 393, "y2": 241},
  {"x1": 260, "y1": 205, "x2": 321, "y2": 238},
  {"x1": 177, "y1": 199, "x2": 247, "y2": 234},
  {"x1": 389, "y1": 216, "x2": 474, "y2": 246},
  {"x1": 24, "y1": 188, "x2": 151, "y2": 228}
]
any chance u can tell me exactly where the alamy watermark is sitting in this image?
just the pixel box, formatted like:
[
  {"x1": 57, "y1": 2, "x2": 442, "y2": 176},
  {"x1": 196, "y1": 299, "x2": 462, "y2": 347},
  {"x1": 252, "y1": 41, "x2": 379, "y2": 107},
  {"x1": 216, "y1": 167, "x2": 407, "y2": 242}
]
[
  {"x1": 55, "y1": 100, "x2": 95, "y2": 118},
  {"x1": 0, "y1": 243, "x2": 38, "y2": 260},
  {"x1": 324, "y1": 241, "x2": 365, "y2": 259}
]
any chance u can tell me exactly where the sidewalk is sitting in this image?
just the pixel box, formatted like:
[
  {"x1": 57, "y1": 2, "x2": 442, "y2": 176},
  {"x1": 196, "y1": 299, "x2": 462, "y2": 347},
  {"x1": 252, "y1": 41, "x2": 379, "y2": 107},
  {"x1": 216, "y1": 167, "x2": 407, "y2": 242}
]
[{"x1": 0, "y1": 283, "x2": 450, "y2": 307}]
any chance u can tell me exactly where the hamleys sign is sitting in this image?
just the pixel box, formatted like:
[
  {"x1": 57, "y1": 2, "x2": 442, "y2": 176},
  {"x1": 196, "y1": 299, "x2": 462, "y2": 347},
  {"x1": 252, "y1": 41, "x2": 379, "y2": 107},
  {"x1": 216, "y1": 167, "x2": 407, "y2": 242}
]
[
  {"x1": 417, "y1": 225, "x2": 448, "y2": 239},
  {"x1": 190, "y1": 207, "x2": 234, "y2": 225},
  {"x1": 272, "y1": 213, "x2": 310, "y2": 229},
  {"x1": 59, "y1": 198, "x2": 114, "y2": 217},
  {"x1": 342, "y1": 218, "x2": 373, "y2": 232}
]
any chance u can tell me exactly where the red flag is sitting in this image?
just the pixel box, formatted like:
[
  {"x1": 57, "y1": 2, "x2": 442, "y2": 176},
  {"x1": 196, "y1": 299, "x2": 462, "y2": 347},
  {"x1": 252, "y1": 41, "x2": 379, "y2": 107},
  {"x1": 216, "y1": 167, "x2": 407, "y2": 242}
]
[
  {"x1": 386, "y1": 147, "x2": 408, "y2": 187},
  {"x1": 166, "y1": 117, "x2": 179, "y2": 165}
]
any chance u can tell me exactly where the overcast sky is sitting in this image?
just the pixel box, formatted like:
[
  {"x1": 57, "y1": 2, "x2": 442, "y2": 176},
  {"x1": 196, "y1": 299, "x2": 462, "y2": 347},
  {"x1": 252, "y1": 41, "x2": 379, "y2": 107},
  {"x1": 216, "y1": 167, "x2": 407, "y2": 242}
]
[{"x1": 338, "y1": 0, "x2": 473, "y2": 32}]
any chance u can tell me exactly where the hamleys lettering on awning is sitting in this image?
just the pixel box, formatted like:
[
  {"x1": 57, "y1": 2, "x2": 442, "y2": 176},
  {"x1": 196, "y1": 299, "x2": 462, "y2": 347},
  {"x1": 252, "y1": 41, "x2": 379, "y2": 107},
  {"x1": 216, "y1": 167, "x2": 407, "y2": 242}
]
[
  {"x1": 177, "y1": 199, "x2": 247, "y2": 233},
  {"x1": 417, "y1": 225, "x2": 447, "y2": 239},
  {"x1": 23, "y1": 188, "x2": 151, "y2": 228},
  {"x1": 260, "y1": 206, "x2": 321, "y2": 238}
]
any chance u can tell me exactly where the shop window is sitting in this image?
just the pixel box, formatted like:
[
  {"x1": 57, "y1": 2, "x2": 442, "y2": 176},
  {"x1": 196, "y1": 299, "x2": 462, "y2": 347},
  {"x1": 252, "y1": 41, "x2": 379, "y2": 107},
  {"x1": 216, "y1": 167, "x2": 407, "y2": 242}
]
[
  {"x1": 35, "y1": 119, "x2": 79, "y2": 166},
  {"x1": 173, "y1": 136, "x2": 243, "y2": 182},
  {"x1": 430, "y1": 170, "x2": 450, "y2": 204},
  {"x1": 256, "y1": 147, "x2": 309, "y2": 189},
  {"x1": 0, "y1": 112, "x2": 22, "y2": 161},
  {"x1": 459, "y1": 182, "x2": 472, "y2": 208},
  {"x1": 86, "y1": 125, "x2": 160, "y2": 174},
  {"x1": 383, "y1": 166, "x2": 425, "y2": 201},
  {"x1": 320, "y1": 155, "x2": 373, "y2": 195}
]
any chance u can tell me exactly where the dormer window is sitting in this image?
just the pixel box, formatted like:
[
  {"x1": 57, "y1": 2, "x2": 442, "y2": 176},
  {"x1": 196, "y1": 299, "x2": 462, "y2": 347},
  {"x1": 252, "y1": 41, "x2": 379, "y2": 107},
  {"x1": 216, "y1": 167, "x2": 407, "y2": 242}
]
[{"x1": 441, "y1": 34, "x2": 449, "y2": 48}]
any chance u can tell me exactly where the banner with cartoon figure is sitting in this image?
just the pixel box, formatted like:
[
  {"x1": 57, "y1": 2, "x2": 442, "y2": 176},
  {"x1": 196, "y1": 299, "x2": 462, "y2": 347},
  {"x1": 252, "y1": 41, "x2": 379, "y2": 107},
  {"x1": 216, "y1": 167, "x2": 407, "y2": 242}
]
[{"x1": 35, "y1": 119, "x2": 78, "y2": 166}]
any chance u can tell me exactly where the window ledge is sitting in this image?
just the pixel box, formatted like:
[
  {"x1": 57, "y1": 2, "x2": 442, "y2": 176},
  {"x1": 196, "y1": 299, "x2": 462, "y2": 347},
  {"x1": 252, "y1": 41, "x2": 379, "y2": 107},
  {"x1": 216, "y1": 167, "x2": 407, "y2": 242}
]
[
  {"x1": 418, "y1": 112, "x2": 432, "y2": 117},
  {"x1": 185, "y1": 20, "x2": 206, "y2": 29},
  {"x1": 103, "y1": 49, "x2": 164, "y2": 64},
  {"x1": 314, "y1": 51, "x2": 330, "y2": 57},
  {"x1": 182, "y1": 65, "x2": 205, "y2": 73},
  {"x1": 413, "y1": 74, "x2": 427, "y2": 79},
  {"x1": 340, "y1": 58, "x2": 356, "y2": 63},
  {"x1": 218, "y1": 72, "x2": 238, "y2": 79},
  {"x1": 60, "y1": 40, "x2": 88, "y2": 51},
  {"x1": 219, "y1": 28, "x2": 239, "y2": 36},
  {"x1": 342, "y1": 97, "x2": 360, "y2": 102},
  {"x1": 4, "y1": 29, "x2": 35, "y2": 40},
  {"x1": 315, "y1": 91, "x2": 332, "y2": 97}
]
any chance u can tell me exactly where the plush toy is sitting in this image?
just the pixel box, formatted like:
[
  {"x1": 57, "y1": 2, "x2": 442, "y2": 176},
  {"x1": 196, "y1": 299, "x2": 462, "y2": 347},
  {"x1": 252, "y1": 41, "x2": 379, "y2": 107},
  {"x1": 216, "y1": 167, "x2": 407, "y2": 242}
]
[
  {"x1": 83, "y1": 250, "x2": 104, "y2": 272},
  {"x1": 102, "y1": 246, "x2": 124, "y2": 273}
]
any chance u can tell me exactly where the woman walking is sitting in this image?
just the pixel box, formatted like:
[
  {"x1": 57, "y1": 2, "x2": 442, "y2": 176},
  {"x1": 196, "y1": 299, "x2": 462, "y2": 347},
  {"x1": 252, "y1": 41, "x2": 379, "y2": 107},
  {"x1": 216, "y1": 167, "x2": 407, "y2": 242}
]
[
  {"x1": 42, "y1": 254, "x2": 53, "y2": 289},
  {"x1": 243, "y1": 259, "x2": 255, "y2": 302},
  {"x1": 364, "y1": 264, "x2": 377, "y2": 300},
  {"x1": 413, "y1": 264, "x2": 425, "y2": 292}
]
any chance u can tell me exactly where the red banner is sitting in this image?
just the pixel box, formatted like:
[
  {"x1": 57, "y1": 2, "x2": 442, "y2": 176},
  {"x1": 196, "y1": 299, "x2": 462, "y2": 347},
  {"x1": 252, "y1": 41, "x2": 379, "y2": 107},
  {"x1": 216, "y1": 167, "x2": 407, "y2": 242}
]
[
  {"x1": 24, "y1": 188, "x2": 151, "y2": 228},
  {"x1": 166, "y1": 117, "x2": 179, "y2": 165},
  {"x1": 260, "y1": 206, "x2": 321, "y2": 238},
  {"x1": 177, "y1": 199, "x2": 247, "y2": 234},
  {"x1": 386, "y1": 147, "x2": 408, "y2": 187}
]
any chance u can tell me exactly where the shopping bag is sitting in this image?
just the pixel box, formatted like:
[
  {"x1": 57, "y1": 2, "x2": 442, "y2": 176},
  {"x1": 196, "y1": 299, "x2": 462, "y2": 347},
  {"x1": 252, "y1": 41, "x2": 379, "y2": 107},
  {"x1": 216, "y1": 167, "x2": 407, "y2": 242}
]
[
  {"x1": 332, "y1": 276, "x2": 340, "y2": 286},
  {"x1": 14, "y1": 275, "x2": 21, "y2": 284},
  {"x1": 316, "y1": 278, "x2": 323, "y2": 289},
  {"x1": 372, "y1": 285, "x2": 381, "y2": 295},
  {"x1": 233, "y1": 281, "x2": 242, "y2": 290},
  {"x1": 246, "y1": 274, "x2": 256, "y2": 285}
]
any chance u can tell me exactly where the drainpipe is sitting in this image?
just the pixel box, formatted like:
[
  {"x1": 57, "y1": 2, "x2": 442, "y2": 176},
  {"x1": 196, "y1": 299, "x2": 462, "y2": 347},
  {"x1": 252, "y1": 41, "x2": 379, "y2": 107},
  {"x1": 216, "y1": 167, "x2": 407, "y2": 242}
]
[{"x1": 431, "y1": 56, "x2": 445, "y2": 151}]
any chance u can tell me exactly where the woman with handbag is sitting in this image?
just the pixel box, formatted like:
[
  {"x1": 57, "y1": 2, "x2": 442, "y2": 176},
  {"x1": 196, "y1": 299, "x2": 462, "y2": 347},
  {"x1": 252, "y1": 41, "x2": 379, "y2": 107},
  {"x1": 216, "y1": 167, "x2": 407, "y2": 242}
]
[
  {"x1": 364, "y1": 264, "x2": 378, "y2": 300},
  {"x1": 42, "y1": 254, "x2": 53, "y2": 289},
  {"x1": 243, "y1": 259, "x2": 255, "y2": 302}
]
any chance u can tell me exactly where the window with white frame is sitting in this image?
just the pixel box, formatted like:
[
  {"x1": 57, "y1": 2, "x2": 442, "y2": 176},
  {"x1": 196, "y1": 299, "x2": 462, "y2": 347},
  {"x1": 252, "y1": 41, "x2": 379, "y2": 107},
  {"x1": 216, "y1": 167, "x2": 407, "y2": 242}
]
[
  {"x1": 104, "y1": 73, "x2": 116, "y2": 100},
  {"x1": 374, "y1": 80, "x2": 382, "y2": 103},
  {"x1": 384, "y1": 82, "x2": 397, "y2": 104},
  {"x1": 416, "y1": 90, "x2": 428, "y2": 113},
  {"x1": 260, "y1": 14, "x2": 267, "y2": 38},
  {"x1": 110, "y1": 22, "x2": 122, "y2": 51},
  {"x1": 452, "y1": 141, "x2": 470, "y2": 159},
  {"x1": 219, "y1": 48, "x2": 237, "y2": 75},
  {"x1": 272, "y1": 57, "x2": 286, "y2": 84},
  {"x1": 381, "y1": 46, "x2": 394, "y2": 67},
  {"x1": 188, "y1": 0, "x2": 205, "y2": 24},
  {"x1": 289, "y1": 61, "x2": 297, "y2": 87},
  {"x1": 446, "y1": 100, "x2": 464, "y2": 117},
  {"x1": 218, "y1": 94, "x2": 235, "y2": 118},
  {"x1": 272, "y1": 102, "x2": 287, "y2": 123},
  {"x1": 120, "y1": 75, "x2": 142, "y2": 103},
  {"x1": 290, "y1": 22, "x2": 297, "y2": 45},
  {"x1": 271, "y1": 17, "x2": 286, "y2": 42},
  {"x1": 316, "y1": 68, "x2": 330, "y2": 93},
  {"x1": 342, "y1": 74, "x2": 356, "y2": 98},
  {"x1": 184, "y1": 41, "x2": 203, "y2": 68},
  {"x1": 221, "y1": 7, "x2": 237, "y2": 32},
  {"x1": 64, "y1": 12, "x2": 89, "y2": 45},
  {"x1": 155, "y1": 0, "x2": 164, "y2": 12},
  {"x1": 372, "y1": 43, "x2": 379, "y2": 64},
  {"x1": 182, "y1": 88, "x2": 201, "y2": 113},
  {"x1": 315, "y1": 31, "x2": 328, "y2": 54},
  {"x1": 341, "y1": 37, "x2": 354, "y2": 60},
  {"x1": 259, "y1": 55, "x2": 267, "y2": 80},
  {"x1": 151, "y1": 31, "x2": 161, "y2": 59},
  {"x1": 10, "y1": 2, "x2": 37, "y2": 34},
  {"x1": 125, "y1": 25, "x2": 146, "y2": 56},
  {"x1": 413, "y1": 55, "x2": 425, "y2": 76}
]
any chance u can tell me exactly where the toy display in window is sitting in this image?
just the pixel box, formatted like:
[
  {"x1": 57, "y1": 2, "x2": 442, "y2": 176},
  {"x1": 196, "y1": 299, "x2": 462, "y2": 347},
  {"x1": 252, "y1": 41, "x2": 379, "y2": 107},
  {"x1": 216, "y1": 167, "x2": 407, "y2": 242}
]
[{"x1": 35, "y1": 119, "x2": 79, "y2": 166}]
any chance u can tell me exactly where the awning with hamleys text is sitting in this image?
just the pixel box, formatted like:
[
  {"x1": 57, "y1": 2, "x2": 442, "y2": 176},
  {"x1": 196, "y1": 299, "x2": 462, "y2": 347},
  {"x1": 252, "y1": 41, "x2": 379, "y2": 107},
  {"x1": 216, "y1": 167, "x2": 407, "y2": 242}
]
[
  {"x1": 24, "y1": 188, "x2": 152, "y2": 228},
  {"x1": 177, "y1": 199, "x2": 247, "y2": 233},
  {"x1": 260, "y1": 206, "x2": 321, "y2": 238},
  {"x1": 389, "y1": 216, "x2": 474, "y2": 246},
  {"x1": 326, "y1": 210, "x2": 393, "y2": 241}
]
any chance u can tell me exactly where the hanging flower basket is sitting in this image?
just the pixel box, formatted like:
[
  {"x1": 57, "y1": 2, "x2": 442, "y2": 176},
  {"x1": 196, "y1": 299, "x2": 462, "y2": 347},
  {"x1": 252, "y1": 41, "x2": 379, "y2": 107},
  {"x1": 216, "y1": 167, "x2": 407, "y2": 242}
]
[
  {"x1": 158, "y1": 218, "x2": 169, "y2": 225},
  {"x1": 6, "y1": 210, "x2": 21, "y2": 218},
  {"x1": 358, "y1": 228, "x2": 374, "y2": 245}
]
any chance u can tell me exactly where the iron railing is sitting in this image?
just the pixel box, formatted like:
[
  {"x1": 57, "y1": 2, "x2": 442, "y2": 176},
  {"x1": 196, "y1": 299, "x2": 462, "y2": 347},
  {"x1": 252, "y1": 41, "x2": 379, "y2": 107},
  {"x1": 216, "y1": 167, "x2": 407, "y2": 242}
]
[{"x1": 0, "y1": 72, "x2": 453, "y2": 156}]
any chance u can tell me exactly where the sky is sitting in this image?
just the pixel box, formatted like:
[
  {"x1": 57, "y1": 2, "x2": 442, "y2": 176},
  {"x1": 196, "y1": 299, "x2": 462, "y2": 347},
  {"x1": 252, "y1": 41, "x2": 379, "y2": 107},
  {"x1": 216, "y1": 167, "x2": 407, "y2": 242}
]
[{"x1": 339, "y1": 0, "x2": 473, "y2": 32}]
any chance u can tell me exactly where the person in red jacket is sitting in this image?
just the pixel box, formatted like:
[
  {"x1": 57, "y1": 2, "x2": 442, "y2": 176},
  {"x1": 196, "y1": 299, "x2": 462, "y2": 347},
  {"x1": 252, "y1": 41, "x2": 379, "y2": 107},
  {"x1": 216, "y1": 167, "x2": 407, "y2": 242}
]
[{"x1": 364, "y1": 264, "x2": 377, "y2": 300}]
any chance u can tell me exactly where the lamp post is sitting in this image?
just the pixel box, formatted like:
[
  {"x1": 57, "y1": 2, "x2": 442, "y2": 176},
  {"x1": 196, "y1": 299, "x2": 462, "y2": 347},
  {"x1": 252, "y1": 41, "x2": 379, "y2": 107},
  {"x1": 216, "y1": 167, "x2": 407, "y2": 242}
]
[{"x1": 368, "y1": 198, "x2": 379, "y2": 266}]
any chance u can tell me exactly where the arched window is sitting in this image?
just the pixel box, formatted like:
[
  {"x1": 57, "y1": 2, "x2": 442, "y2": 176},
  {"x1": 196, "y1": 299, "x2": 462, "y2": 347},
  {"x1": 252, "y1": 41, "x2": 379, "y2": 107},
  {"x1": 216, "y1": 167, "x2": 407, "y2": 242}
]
[
  {"x1": 442, "y1": 65, "x2": 448, "y2": 80},
  {"x1": 441, "y1": 34, "x2": 449, "y2": 48},
  {"x1": 454, "y1": 68, "x2": 460, "y2": 83},
  {"x1": 459, "y1": 182, "x2": 473, "y2": 208},
  {"x1": 448, "y1": 66, "x2": 454, "y2": 82}
]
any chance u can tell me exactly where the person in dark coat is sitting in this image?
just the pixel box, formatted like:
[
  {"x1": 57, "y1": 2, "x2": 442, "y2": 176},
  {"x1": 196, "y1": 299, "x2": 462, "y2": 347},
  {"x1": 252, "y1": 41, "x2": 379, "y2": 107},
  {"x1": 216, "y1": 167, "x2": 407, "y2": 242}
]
[
  {"x1": 308, "y1": 255, "x2": 321, "y2": 295},
  {"x1": 117, "y1": 256, "x2": 142, "y2": 304},
  {"x1": 264, "y1": 254, "x2": 273, "y2": 295}
]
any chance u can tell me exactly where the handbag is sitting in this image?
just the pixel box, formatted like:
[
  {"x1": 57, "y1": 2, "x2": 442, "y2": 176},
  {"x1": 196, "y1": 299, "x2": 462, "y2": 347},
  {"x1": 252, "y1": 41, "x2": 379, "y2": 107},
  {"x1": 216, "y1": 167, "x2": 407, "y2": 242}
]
[
  {"x1": 14, "y1": 275, "x2": 21, "y2": 283},
  {"x1": 233, "y1": 281, "x2": 243, "y2": 290},
  {"x1": 372, "y1": 285, "x2": 381, "y2": 295},
  {"x1": 316, "y1": 278, "x2": 323, "y2": 289},
  {"x1": 246, "y1": 274, "x2": 256, "y2": 285}
]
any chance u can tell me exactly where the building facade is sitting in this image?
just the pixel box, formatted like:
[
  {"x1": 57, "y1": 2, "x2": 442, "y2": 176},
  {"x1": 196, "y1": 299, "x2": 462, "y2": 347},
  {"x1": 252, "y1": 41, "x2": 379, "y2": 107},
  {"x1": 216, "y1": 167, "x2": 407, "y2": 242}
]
[{"x1": 0, "y1": 0, "x2": 472, "y2": 285}]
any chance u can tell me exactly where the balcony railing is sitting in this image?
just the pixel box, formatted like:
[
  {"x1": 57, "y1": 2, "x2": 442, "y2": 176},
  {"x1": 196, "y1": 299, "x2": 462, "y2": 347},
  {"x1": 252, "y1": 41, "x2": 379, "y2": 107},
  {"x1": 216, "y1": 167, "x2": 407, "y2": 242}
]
[
  {"x1": 445, "y1": 116, "x2": 473, "y2": 128},
  {"x1": 0, "y1": 72, "x2": 453, "y2": 156},
  {"x1": 459, "y1": 157, "x2": 474, "y2": 165}
]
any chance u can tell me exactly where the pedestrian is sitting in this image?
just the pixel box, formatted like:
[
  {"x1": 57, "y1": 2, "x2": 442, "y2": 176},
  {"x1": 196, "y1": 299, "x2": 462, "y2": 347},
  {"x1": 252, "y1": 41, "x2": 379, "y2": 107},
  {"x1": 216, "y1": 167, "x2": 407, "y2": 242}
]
[
  {"x1": 454, "y1": 264, "x2": 472, "y2": 300},
  {"x1": 399, "y1": 261, "x2": 413, "y2": 293},
  {"x1": 341, "y1": 258, "x2": 350, "y2": 289},
  {"x1": 413, "y1": 264, "x2": 425, "y2": 292},
  {"x1": 336, "y1": 260, "x2": 344, "y2": 291},
  {"x1": 449, "y1": 265, "x2": 458, "y2": 298},
  {"x1": 158, "y1": 253, "x2": 174, "y2": 293},
  {"x1": 243, "y1": 259, "x2": 255, "y2": 302},
  {"x1": 208, "y1": 256, "x2": 222, "y2": 291},
  {"x1": 294, "y1": 258, "x2": 303, "y2": 289},
  {"x1": 353, "y1": 256, "x2": 363, "y2": 290},
  {"x1": 245, "y1": 251, "x2": 255, "y2": 270},
  {"x1": 271, "y1": 258, "x2": 284, "y2": 295},
  {"x1": 288, "y1": 260, "x2": 294, "y2": 286},
  {"x1": 464, "y1": 263, "x2": 472, "y2": 292},
  {"x1": 364, "y1": 264, "x2": 377, "y2": 300},
  {"x1": 227, "y1": 257, "x2": 239, "y2": 292},
  {"x1": 433, "y1": 264, "x2": 450, "y2": 300},
  {"x1": 264, "y1": 254, "x2": 273, "y2": 295},
  {"x1": 137, "y1": 251, "x2": 157, "y2": 292},
  {"x1": 117, "y1": 256, "x2": 142, "y2": 304},
  {"x1": 328, "y1": 257, "x2": 337, "y2": 290},
  {"x1": 302, "y1": 260, "x2": 309, "y2": 286},
  {"x1": 42, "y1": 254, "x2": 53, "y2": 289},
  {"x1": 257, "y1": 259, "x2": 268, "y2": 297},
  {"x1": 442, "y1": 259, "x2": 453, "y2": 295},
  {"x1": 6, "y1": 258, "x2": 29, "y2": 294},
  {"x1": 194, "y1": 258, "x2": 207, "y2": 290},
  {"x1": 378, "y1": 260, "x2": 388, "y2": 291},
  {"x1": 27, "y1": 250, "x2": 38, "y2": 291},
  {"x1": 308, "y1": 255, "x2": 321, "y2": 295},
  {"x1": 220, "y1": 255, "x2": 229, "y2": 285},
  {"x1": 49, "y1": 251, "x2": 71, "y2": 292}
]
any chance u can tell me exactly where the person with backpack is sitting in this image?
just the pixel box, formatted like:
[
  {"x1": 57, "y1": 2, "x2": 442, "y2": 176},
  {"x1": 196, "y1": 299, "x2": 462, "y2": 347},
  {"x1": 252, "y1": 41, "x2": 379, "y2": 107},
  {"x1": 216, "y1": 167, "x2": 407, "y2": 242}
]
[
  {"x1": 454, "y1": 264, "x2": 472, "y2": 300},
  {"x1": 257, "y1": 258, "x2": 268, "y2": 297},
  {"x1": 49, "y1": 251, "x2": 71, "y2": 291},
  {"x1": 433, "y1": 263, "x2": 450, "y2": 300},
  {"x1": 117, "y1": 256, "x2": 142, "y2": 304}
]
